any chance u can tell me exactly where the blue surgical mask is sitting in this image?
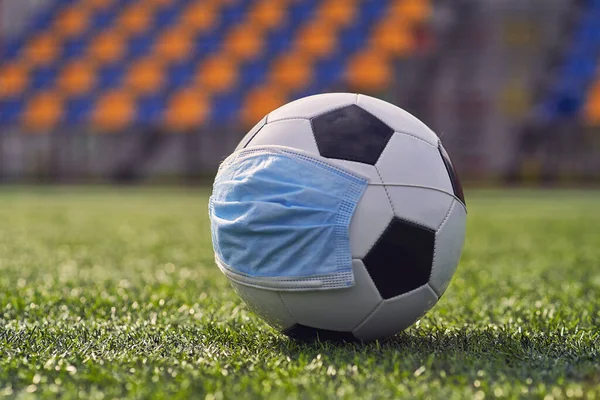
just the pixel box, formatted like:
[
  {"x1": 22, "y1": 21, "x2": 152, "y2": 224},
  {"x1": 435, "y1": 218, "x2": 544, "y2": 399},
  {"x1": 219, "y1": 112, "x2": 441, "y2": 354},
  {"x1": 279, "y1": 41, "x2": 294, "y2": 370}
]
[{"x1": 209, "y1": 146, "x2": 368, "y2": 291}]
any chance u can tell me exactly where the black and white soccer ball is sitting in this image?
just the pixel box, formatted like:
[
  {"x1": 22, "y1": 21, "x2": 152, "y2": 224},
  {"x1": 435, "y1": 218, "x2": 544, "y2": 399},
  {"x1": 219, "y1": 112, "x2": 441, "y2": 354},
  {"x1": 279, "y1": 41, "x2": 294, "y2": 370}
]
[{"x1": 228, "y1": 93, "x2": 466, "y2": 342}]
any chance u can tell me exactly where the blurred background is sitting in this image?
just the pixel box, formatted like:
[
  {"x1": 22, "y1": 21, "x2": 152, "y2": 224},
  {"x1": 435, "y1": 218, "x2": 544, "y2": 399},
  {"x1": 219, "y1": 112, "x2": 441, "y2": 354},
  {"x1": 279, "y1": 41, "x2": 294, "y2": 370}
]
[{"x1": 0, "y1": 0, "x2": 598, "y2": 185}]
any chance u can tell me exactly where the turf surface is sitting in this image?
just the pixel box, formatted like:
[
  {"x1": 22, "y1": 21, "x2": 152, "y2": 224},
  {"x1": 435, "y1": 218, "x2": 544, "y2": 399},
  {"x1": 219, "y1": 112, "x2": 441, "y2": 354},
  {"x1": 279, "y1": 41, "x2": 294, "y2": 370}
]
[{"x1": 0, "y1": 188, "x2": 598, "y2": 399}]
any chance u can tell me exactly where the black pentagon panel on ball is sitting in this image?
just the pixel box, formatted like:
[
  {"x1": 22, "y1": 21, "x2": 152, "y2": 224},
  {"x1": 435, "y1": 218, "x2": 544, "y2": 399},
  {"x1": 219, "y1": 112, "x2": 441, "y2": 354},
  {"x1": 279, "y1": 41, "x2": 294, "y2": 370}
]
[
  {"x1": 282, "y1": 324, "x2": 359, "y2": 343},
  {"x1": 363, "y1": 217, "x2": 435, "y2": 299},
  {"x1": 439, "y1": 144, "x2": 466, "y2": 206},
  {"x1": 310, "y1": 104, "x2": 394, "y2": 165}
]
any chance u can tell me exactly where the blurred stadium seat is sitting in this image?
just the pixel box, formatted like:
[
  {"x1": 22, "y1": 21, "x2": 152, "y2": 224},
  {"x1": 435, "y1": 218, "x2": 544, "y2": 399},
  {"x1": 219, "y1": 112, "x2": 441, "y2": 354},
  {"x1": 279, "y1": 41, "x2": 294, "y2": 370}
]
[
  {"x1": 54, "y1": 6, "x2": 90, "y2": 38},
  {"x1": 89, "y1": 29, "x2": 126, "y2": 64},
  {"x1": 118, "y1": 3, "x2": 153, "y2": 35},
  {"x1": 58, "y1": 60, "x2": 96, "y2": 96},
  {"x1": 347, "y1": 50, "x2": 392, "y2": 91},
  {"x1": 242, "y1": 84, "x2": 287, "y2": 125},
  {"x1": 23, "y1": 90, "x2": 63, "y2": 129},
  {"x1": 125, "y1": 57, "x2": 164, "y2": 95},
  {"x1": 543, "y1": 0, "x2": 600, "y2": 124},
  {"x1": 24, "y1": 34, "x2": 60, "y2": 66},
  {"x1": 93, "y1": 89, "x2": 135, "y2": 130},
  {"x1": 180, "y1": 2, "x2": 219, "y2": 34},
  {"x1": 0, "y1": 62, "x2": 29, "y2": 98},
  {"x1": 0, "y1": 0, "x2": 430, "y2": 129},
  {"x1": 165, "y1": 88, "x2": 209, "y2": 129}
]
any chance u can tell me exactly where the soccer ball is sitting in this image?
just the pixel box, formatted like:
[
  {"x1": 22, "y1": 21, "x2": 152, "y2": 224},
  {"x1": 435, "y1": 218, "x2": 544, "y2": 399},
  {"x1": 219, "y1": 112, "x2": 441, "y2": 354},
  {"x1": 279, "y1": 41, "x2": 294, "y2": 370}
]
[{"x1": 218, "y1": 93, "x2": 466, "y2": 342}]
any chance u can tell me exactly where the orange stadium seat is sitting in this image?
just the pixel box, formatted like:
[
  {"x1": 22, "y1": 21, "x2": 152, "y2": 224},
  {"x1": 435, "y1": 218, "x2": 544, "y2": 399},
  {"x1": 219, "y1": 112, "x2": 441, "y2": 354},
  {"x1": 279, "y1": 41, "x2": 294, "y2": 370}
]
[
  {"x1": 93, "y1": 89, "x2": 135, "y2": 130},
  {"x1": 165, "y1": 88, "x2": 208, "y2": 129},
  {"x1": 54, "y1": 6, "x2": 90, "y2": 38},
  {"x1": 584, "y1": 83, "x2": 600, "y2": 124},
  {"x1": 180, "y1": 1, "x2": 218, "y2": 34},
  {"x1": 250, "y1": 0, "x2": 286, "y2": 30},
  {"x1": 196, "y1": 55, "x2": 238, "y2": 93},
  {"x1": 154, "y1": 27, "x2": 193, "y2": 63},
  {"x1": 270, "y1": 52, "x2": 313, "y2": 91},
  {"x1": 224, "y1": 23, "x2": 264, "y2": 61},
  {"x1": 24, "y1": 34, "x2": 60, "y2": 66},
  {"x1": 58, "y1": 60, "x2": 96, "y2": 96},
  {"x1": 295, "y1": 22, "x2": 337, "y2": 58},
  {"x1": 0, "y1": 62, "x2": 29, "y2": 98},
  {"x1": 346, "y1": 50, "x2": 392, "y2": 91},
  {"x1": 316, "y1": 0, "x2": 356, "y2": 27},
  {"x1": 88, "y1": 30, "x2": 126, "y2": 64},
  {"x1": 22, "y1": 91, "x2": 63, "y2": 129},
  {"x1": 370, "y1": 20, "x2": 414, "y2": 57},
  {"x1": 390, "y1": 0, "x2": 431, "y2": 23},
  {"x1": 242, "y1": 85, "x2": 287, "y2": 125},
  {"x1": 118, "y1": 3, "x2": 153, "y2": 34},
  {"x1": 125, "y1": 57, "x2": 164, "y2": 94}
]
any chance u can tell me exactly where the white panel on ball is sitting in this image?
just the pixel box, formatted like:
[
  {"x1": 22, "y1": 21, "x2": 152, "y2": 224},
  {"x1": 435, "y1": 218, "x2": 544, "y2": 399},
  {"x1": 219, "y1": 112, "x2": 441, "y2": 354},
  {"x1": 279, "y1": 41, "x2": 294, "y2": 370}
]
[
  {"x1": 356, "y1": 94, "x2": 439, "y2": 146},
  {"x1": 280, "y1": 260, "x2": 382, "y2": 332},
  {"x1": 429, "y1": 201, "x2": 467, "y2": 296},
  {"x1": 349, "y1": 184, "x2": 394, "y2": 259},
  {"x1": 245, "y1": 118, "x2": 319, "y2": 155},
  {"x1": 235, "y1": 115, "x2": 267, "y2": 151},
  {"x1": 385, "y1": 186, "x2": 454, "y2": 231},
  {"x1": 230, "y1": 281, "x2": 296, "y2": 331},
  {"x1": 375, "y1": 133, "x2": 454, "y2": 194},
  {"x1": 268, "y1": 93, "x2": 356, "y2": 123},
  {"x1": 352, "y1": 284, "x2": 438, "y2": 342}
]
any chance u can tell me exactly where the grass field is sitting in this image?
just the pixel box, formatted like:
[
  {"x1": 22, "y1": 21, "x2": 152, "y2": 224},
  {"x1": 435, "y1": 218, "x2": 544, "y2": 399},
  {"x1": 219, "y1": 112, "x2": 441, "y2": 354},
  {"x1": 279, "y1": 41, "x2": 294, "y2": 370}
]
[{"x1": 0, "y1": 188, "x2": 598, "y2": 399}]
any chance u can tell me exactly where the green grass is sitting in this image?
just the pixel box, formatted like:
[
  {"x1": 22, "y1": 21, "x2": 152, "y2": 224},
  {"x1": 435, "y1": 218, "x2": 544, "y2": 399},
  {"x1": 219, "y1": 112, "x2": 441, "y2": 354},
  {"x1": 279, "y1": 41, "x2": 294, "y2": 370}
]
[{"x1": 0, "y1": 188, "x2": 598, "y2": 399}]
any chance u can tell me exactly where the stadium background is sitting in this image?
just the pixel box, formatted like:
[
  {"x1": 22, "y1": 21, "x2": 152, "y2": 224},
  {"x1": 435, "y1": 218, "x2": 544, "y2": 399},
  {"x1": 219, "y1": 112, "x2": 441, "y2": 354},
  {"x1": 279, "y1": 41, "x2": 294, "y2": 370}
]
[{"x1": 0, "y1": 0, "x2": 598, "y2": 184}]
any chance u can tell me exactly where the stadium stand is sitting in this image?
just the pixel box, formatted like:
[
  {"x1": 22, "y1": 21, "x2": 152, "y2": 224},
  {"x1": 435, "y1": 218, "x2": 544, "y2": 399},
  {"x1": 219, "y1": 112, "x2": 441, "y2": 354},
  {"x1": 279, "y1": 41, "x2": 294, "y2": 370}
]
[
  {"x1": 0, "y1": 0, "x2": 431, "y2": 129},
  {"x1": 541, "y1": 0, "x2": 600, "y2": 123}
]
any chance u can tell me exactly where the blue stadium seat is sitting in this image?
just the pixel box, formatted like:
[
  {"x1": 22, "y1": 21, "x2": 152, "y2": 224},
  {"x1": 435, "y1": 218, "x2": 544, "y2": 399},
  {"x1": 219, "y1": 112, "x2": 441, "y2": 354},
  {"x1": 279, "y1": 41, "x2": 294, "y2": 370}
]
[
  {"x1": 137, "y1": 95, "x2": 165, "y2": 124},
  {"x1": 194, "y1": 33, "x2": 221, "y2": 57},
  {"x1": 1, "y1": 39, "x2": 23, "y2": 60},
  {"x1": 153, "y1": 5, "x2": 181, "y2": 31},
  {"x1": 220, "y1": 0, "x2": 253, "y2": 26},
  {"x1": 288, "y1": 0, "x2": 317, "y2": 26},
  {"x1": 265, "y1": 27, "x2": 294, "y2": 55},
  {"x1": 65, "y1": 95, "x2": 94, "y2": 124},
  {"x1": 63, "y1": 36, "x2": 89, "y2": 59},
  {"x1": 339, "y1": 25, "x2": 368, "y2": 54},
  {"x1": 98, "y1": 63, "x2": 125, "y2": 89},
  {"x1": 31, "y1": 65, "x2": 58, "y2": 90},
  {"x1": 291, "y1": 84, "x2": 322, "y2": 101},
  {"x1": 574, "y1": 21, "x2": 600, "y2": 44},
  {"x1": 91, "y1": 8, "x2": 119, "y2": 31},
  {"x1": 561, "y1": 56, "x2": 597, "y2": 81},
  {"x1": 127, "y1": 34, "x2": 155, "y2": 59},
  {"x1": 314, "y1": 56, "x2": 344, "y2": 88},
  {"x1": 30, "y1": 7, "x2": 56, "y2": 32},
  {"x1": 167, "y1": 62, "x2": 195, "y2": 88},
  {"x1": 360, "y1": 1, "x2": 387, "y2": 24},
  {"x1": 545, "y1": 90, "x2": 584, "y2": 118},
  {"x1": 0, "y1": 98, "x2": 24, "y2": 124},
  {"x1": 211, "y1": 92, "x2": 242, "y2": 124},
  {"x1": 239, "y1": 58, "x2": 270, "y2": 89}
]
